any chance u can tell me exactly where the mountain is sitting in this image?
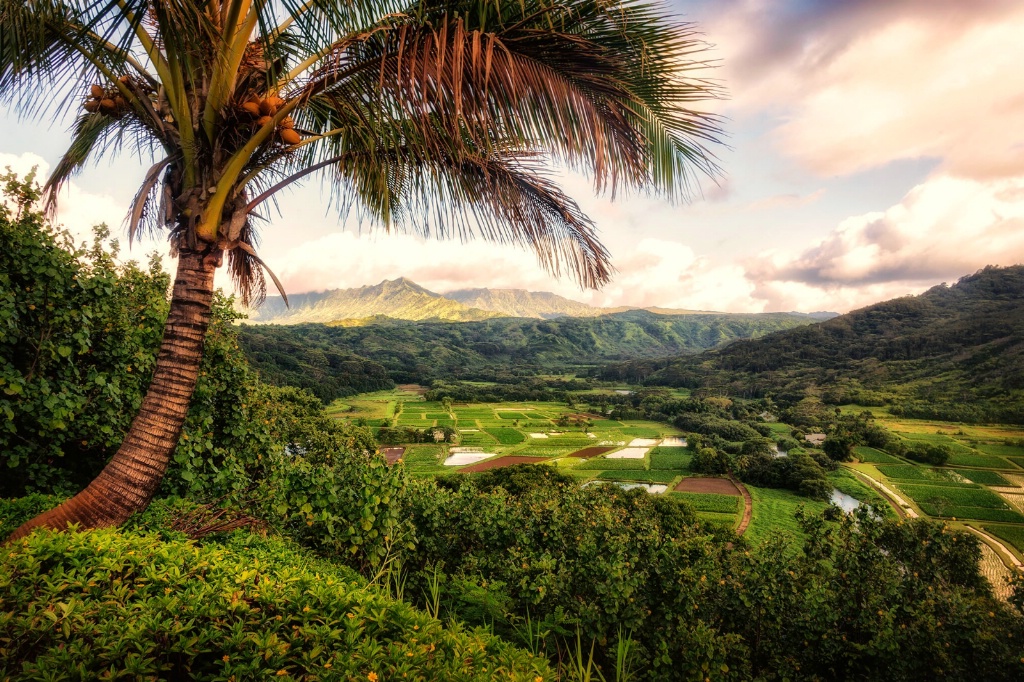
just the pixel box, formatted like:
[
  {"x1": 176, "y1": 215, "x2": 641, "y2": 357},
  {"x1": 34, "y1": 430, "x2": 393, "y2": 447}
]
[
  {"x1": 247, "y1": 278, "x2": 839, "y2": 323},
  {"x1": 245, "y1": 278, "x2": 501, "y2": 324},
  {"x1": 600, "y1": 265, "x2": 1024, "y2": 423},
  {"x1": 237, "y1": 309, "x2": 825, "y2": 399},
  {"x1": 444, "y1": 288, "x2": 627, "y2": 318}
]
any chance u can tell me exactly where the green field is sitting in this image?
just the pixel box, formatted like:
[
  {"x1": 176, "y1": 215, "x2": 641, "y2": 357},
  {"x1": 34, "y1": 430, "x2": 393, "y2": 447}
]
[
  {"x1": 853, "y1": 446, "x2": 902, "y2": 464},
  {"x1": 484, "y1": 428, "x2": 526, "y2": 445},
  {"x1": 982, "y1": 524, "x2": 1024, "y2": 554},
  {"x1": 671, "y1": 492, "x2": 741, "y2": 514},
  {"x1": 954, "y1": 469, "x2": 1013, "y2": 486},
  {"x1": 649, "y1": 447, "x2": 692, "y2": 470},
  {"x1": 895, "y1": 483, "x2": 1012, "y2": 510},
  {"x1": 745, "y1": 486, "x2": 831, "y2": 548},
  {"x1": 946, "y1": 452, "x2": 1014, "y2": 469},
  {"x1": 597, "y1": 470, "x2": 679, "y2": 484},
  {"x1": 577, "y1": 457, "x2": 649, "y2": 470}
]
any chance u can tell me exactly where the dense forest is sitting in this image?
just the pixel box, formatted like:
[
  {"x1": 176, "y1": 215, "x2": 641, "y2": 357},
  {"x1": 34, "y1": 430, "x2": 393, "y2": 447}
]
[
  {"x1": 238, "y1": 310, "x2": 820, "y2": 398},
  {"x1": 600, "y1": 266, "x2": 1024, "y2": 423}
]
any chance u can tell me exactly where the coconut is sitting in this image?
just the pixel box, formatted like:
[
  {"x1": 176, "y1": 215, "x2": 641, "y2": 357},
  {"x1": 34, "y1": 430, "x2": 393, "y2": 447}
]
[
  {"x1": 255, "y1": 115, "x2": 274, "y2": 128},
  {"x1": 266, "y1": 95, "x2": 285, "y2": 110},
  {"x1": 279, "y1": 128, "x2": 301, "y2": 145},
  {"x1": 258, "y1": 99, "x2": 274, "y2": 116},
  {"x1": 99, "y1": 98, "x2": 116, "y2": 114},
  {"x1": 83, "y1": 100, "x2": 100, "y2": 113},
  {"x1": 241, "y1": 101, "x2": 261, "y2": 116},
  {"x1": 279, "y1": 116, "x2": 295, "y2": 129},
  {"x1": 90, "y1": 84, "x2": 104, "y2": 99},
  {"x1": 113, "y1": 96, "x2": 127, "y2": 110}
]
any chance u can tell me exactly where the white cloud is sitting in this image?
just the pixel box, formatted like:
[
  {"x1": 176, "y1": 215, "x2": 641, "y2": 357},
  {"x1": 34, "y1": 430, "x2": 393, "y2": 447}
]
[
  {"x1": 745, "y1": 174, "x2": 1024, "y2": 310},
  {"x1": 710, "y1": 0, "x2": 1024, "y2": 179}
]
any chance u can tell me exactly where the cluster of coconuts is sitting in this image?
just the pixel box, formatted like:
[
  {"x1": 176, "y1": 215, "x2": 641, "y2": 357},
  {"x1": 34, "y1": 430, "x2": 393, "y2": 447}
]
[
  {"x1": 239, "y1": 95, "x2": 301, "y2": 145},
  {"x1": 82, "y1": 79, "x2": 131, "y2": 117}
]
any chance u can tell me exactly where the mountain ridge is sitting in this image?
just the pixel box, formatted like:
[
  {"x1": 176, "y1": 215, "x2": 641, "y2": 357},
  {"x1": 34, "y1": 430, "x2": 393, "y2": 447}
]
[{"x1": 245, "y1": 277, "x2": 838, "y2": 324}]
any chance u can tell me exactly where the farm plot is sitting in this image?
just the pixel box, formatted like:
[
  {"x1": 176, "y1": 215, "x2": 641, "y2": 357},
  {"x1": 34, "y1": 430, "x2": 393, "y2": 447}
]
[
  {"x1": 597, "y1": 470, "x2": 679, "y2": 484},
  {"x1": 459, "y1": 456, "x2": 550, "y2": 472},
  {"x1": 606, "y1": 447, "x2": 649, "y2": 459},
  {"x1": 955, "y1": 469, "x2": 1013, "y2": 486},
  {"x1": 977, "y1": 443, "x2": 1024, "y2": 458},
  {"x1": 567, "y1": 446, "x2": 616, "y2": 458},
  {"x1": 854, "y1": 446, "x2": 902, "y2": 464},
  {"x1": 875, "y1": 465, "x2": 955, "y2": 482},
  {"x1": 649, "y1": 447, "x2": 692, "y2": 470},
  {"x1": 982, "y1": 524, "x2": 1024, "y2": 555},
  {"x1": 483, "y1": 428, "x2": 526, "y2": 445},
  {"x1": 896, "y1": 483, "x2": 1024, "y2": 522},
  {"x1": 946, "y1": 452, "x2": 1014, "y2": 469},
  {"x1": 497, "y1": 412, "x2": 531, "y2": 420},
  {"x1": 443, "y1": 452, "x2": 496, "y2": 466},
  {"x1": 577, "y1": 457, "x2": 648, "y2": 471},
  {"x1": 673, "y1": 478, "x2": 739, "y2": 495},
  {"x1": 672, "y1": 492, "x2": 742, "y2": 514},
  {"x1": 621, "y1": 427, "x2": 662, "y2": 438},
  {"x1": 459, "y1": 432, "x2": 497, "y2": 446},
  {"x1": 380, "y1": 447, "x2": 405, "y2": 464}
]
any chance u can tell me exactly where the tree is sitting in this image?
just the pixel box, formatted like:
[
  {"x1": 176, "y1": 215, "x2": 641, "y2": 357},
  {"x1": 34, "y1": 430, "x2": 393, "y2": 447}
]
[{"x1": 3, "y1": 0, "x2": 722, "y2": 539}]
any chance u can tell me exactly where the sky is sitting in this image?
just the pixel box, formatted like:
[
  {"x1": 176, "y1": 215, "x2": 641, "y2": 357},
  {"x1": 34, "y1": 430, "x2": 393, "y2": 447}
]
[{"x1": 2, "y1": 0, "x2": 1024, "y2": 314}]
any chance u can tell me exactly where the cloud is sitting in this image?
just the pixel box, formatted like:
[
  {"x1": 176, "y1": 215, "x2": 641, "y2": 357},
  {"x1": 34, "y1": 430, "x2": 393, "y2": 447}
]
[
  {"x1": 744, "y1": 173, "x2": 1024, "y2": 309},
  {"x1": 708, "y1": 0, "x2": 1024, "y2": 178}
]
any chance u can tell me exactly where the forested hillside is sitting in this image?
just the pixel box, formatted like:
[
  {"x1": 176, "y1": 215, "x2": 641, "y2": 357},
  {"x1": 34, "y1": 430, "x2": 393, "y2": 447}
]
[
  {"x1": 601, "y1": 266, "x2": 1024, "y2": 422},
  {"x1": 238, "y1": 309, "x2": 822, "y2": 397}
]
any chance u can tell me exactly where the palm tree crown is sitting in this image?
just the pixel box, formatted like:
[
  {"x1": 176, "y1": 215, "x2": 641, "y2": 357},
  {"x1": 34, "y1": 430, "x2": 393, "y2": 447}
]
[
  {"x1": 2, "y1": 0, "x2": 721, "y2": 300},
  {"x1": 1, "y1": 0, "x2": 723, "y2": 540}
]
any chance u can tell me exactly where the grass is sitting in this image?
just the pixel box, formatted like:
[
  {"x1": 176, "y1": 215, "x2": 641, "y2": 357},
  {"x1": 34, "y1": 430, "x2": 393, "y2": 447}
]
[
  {"x1": 671, "y1": 492, "x2": 741, "y2": 514},
  {"x1": 695, "y1": 511, "x2": 738, "y2": 528},
  {"x1": 896, "y1": 483, "x2": 1013, "y2": 510},
  {"x1": 945, "y1": 452, "x2": 1013, "y2": 469},
  {"x1": 1007, "y1": 457, "x2": 1024, "y2": 469},
  {"x1": 954, "y1": 469, "x2": 1013, "y2": 486},
  {"x1": 597, "y1": 470, "x2": 679, "y2": 484},
  {"x1": 497, "y1": 412, "x2": 529, "y2": 420},
  {"x1": 649, "y1": 447, "x2": 692, "y2": 470},
  {"x1": 853, "y1": 446, "x2": 901, "y2": 464},
  {"x1": 981, "y1": 524, "x2": 1024, "y2": 554},
  {"x1": 483, "y1": 428, "x2": 526, "y2": 445},
  {"x1": 744, "y1": 486, "x2": 831, "y2": 549}
]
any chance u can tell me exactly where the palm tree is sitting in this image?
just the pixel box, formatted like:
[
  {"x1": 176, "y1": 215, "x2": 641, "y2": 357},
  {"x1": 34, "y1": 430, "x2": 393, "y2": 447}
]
[{"x1": 2, "y1": 0, "x2": 722, "y2": 540}]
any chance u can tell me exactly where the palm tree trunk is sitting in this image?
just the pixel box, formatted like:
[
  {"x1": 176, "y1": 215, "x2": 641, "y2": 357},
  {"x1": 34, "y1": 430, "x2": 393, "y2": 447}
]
[{"x1": 7, "y1": 247, "x2": 218, "y2": 542}]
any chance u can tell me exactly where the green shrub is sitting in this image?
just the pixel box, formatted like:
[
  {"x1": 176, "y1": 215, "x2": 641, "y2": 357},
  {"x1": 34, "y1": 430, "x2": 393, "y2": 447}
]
[{"x1": 0, "y1": 528, "x2": 550, "y2": 680}]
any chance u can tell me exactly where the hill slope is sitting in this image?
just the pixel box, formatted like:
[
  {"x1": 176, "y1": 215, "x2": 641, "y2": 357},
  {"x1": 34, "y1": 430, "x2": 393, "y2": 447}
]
[
  {"x1": 238, "y1": 309, "x2": 824, "y2": 393},
  {"x1": 601, "y1": 266, "x2": 1024, "y2": 422},
  {"x1": 444, "y1": 287, "x2": 626, "y2": 318},
  {"x1": 246, "y1": 278, "x2": 501, "y2": 323}
]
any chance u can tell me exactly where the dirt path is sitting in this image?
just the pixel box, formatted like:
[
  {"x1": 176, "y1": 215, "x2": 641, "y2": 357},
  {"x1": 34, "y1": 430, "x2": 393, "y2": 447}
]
[
  {"x1": 847, "y1": 468, "x2": 916, "y2": 518},
  {"x1": 729, "y1": 475, "x2": 753, "y2": 536},
  {"x1": 966, "y1": 526, "x2": 1024, "y2": 571}
]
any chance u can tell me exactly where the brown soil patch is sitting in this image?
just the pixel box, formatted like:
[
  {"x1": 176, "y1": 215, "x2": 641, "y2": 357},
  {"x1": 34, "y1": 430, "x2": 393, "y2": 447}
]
[
  {"x1": 380, "y1": 447, "x2": 405, "y2": 464},
  {"x1": 674, "y1": 477, "x2": 740, "y2": 495},
  {"x1": 397, "y1": 384, "x2": 427, "y2": 395},
  {"x1": 568, "y1": 446, "x2": 616, "y2": 458},
  {"x1": 730, "y1": 475, "x2": 753, "y2": 536},
  {"x1": 459, "y1": 456, "x2": 550, "y2": 472}
]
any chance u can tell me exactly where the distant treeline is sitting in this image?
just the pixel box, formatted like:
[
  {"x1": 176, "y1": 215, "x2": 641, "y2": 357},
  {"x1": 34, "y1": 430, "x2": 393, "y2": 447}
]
[{"x1": 236, "y1": 310, "x2": 819, "y2": 401}]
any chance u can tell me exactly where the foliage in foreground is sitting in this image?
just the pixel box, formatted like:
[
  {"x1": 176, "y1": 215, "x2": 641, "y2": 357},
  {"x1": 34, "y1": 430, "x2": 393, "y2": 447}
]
[
  {"x1": 401, "y1": 467, "x2": 1024, "y2": 681},
  {"x1": 0, "y1": 521, "x2": 550, "y2": 681}
]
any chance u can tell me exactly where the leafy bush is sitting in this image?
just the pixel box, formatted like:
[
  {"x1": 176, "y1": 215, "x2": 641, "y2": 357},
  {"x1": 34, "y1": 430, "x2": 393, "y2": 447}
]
[
  {"x1": 0, "y1": 527, "x2": 550, "y2": 680},
  {"x1": 905, "y1": 443, "x2": 952, "y2": 466}
]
